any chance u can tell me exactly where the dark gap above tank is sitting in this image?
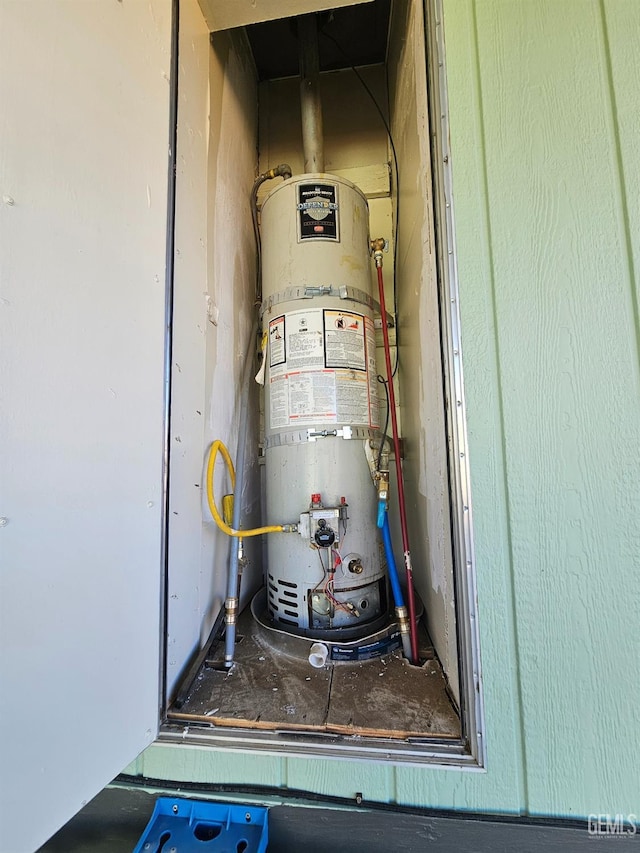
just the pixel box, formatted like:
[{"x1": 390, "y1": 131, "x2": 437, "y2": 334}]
[{"x1": 244, "y1": 0, "x2": 391, "y2": 81}]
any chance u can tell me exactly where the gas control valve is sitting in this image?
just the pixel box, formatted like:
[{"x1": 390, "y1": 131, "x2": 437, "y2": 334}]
[{"x1": 298, "y1": 493, "x2": 348, "y2": 548}]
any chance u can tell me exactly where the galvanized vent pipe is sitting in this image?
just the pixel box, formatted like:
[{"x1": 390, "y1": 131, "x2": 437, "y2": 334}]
[{"x1": 298, "y1": 14, "x2": 324, "y2": 173}]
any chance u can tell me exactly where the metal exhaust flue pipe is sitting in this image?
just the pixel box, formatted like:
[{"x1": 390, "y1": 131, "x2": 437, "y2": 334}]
[{"x1": 298, "y1": 14, "x2": 324, "y2": 173}]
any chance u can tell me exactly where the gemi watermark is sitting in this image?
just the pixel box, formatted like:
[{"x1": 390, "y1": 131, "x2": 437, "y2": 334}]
[{"x1": 588, "y1": 814, "x2": 637, "y2": 838}]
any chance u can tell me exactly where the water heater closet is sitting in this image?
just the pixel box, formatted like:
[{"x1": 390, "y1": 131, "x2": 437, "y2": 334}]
[{"x1": 206, "y1": 12, "x2": 418, "y2": 669}]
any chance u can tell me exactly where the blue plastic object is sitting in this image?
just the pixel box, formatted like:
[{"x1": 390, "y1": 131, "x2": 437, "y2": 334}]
[{"x1": 132, "y1": 797, "x2": 268, "y2": 853}]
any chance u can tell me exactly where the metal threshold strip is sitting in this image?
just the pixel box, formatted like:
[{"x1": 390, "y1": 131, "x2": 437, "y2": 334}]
[{"x1": 158, "y1": 720, "x2": 475, "y2": 769}]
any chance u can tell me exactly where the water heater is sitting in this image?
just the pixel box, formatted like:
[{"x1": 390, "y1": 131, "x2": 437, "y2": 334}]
[{"x1": 260, "y1": 174, "x2": 388, "y2": 640}]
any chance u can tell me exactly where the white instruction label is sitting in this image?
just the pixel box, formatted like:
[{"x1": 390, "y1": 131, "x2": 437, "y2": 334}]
[
  {"x1": 268, "y1": 308, "x2": 378, "y2": 429},
  {"x1": 270, "y1": 310, "x2": 324, "y2": 374}
]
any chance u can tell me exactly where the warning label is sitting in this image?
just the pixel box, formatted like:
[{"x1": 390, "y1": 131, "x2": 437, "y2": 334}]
[
  {"x1": 267, "y1": 308, "x2": 379, "y2": 430},
  {"x1": 269, "y1": 373, "x2": 289, "y2": 429},
  {"x1": 365, "y1": 315, "x2": 379, "y2": 428},
  {"x1": 336, "y1": 371, "x2": 370, "y2": 420},
  {"x1": 269, "y1": 315, "x2": 286, "y2": 367},
  {"x1": 323, "y1": 310, "x2": 366, "y2": 370}
]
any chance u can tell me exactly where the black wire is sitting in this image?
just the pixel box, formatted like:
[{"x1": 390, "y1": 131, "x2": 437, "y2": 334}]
[
  {"x1": 319, "y1": 29, "x2": 401, "y2": 339},
  {"x1": 376, "y1": 374, "x2": 390, "y2": 472}
]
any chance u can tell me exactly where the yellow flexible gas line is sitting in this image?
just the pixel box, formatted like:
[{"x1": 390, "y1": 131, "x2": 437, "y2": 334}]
[{"x1": 206, "y1": 439, "x2": 284, "y2": 537}]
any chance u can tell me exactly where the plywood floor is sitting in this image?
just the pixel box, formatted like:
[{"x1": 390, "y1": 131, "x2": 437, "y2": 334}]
[{"x1": 170, "y1": 605, "x2": 460, "y2": 740}]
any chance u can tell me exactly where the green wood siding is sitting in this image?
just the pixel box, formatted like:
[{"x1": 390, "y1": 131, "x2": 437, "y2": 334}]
[
  {"x1": 447, "y1": 0, "x2": 640, "y2": 815},
  {"x1": 135, "y1": 0, "x2": 640, "y2": 818}
]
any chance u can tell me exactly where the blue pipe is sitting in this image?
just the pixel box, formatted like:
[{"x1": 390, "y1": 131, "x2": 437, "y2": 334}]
[
  {"x1": 378, "y1": 501, "x2": 412, "y2": 659},
  {"x1": 378, "y1": 503, "x2": 405, "y2": 608}
]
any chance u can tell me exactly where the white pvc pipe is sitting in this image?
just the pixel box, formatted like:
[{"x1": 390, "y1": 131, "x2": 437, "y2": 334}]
[{"x1": 308, "y1": 642, "x2": 329, "y2": 668}]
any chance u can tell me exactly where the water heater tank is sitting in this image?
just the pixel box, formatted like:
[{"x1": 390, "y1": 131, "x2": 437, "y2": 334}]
[{"x1": 260, "y1": 174, "x2": 388, "y2": 640}]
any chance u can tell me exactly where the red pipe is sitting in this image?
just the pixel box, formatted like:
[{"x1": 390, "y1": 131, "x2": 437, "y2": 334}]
[{"x1": 374, "y1": 255, "x2": 420, "y2": 664}]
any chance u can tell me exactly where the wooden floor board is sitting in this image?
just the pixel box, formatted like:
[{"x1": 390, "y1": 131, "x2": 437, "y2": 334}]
[
  {"x1": 326, "y1": 655, "x2": 460, "y2": 738},
  {"x1": 175, "y1": 626, "x2": 332, "y2": 728}
]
